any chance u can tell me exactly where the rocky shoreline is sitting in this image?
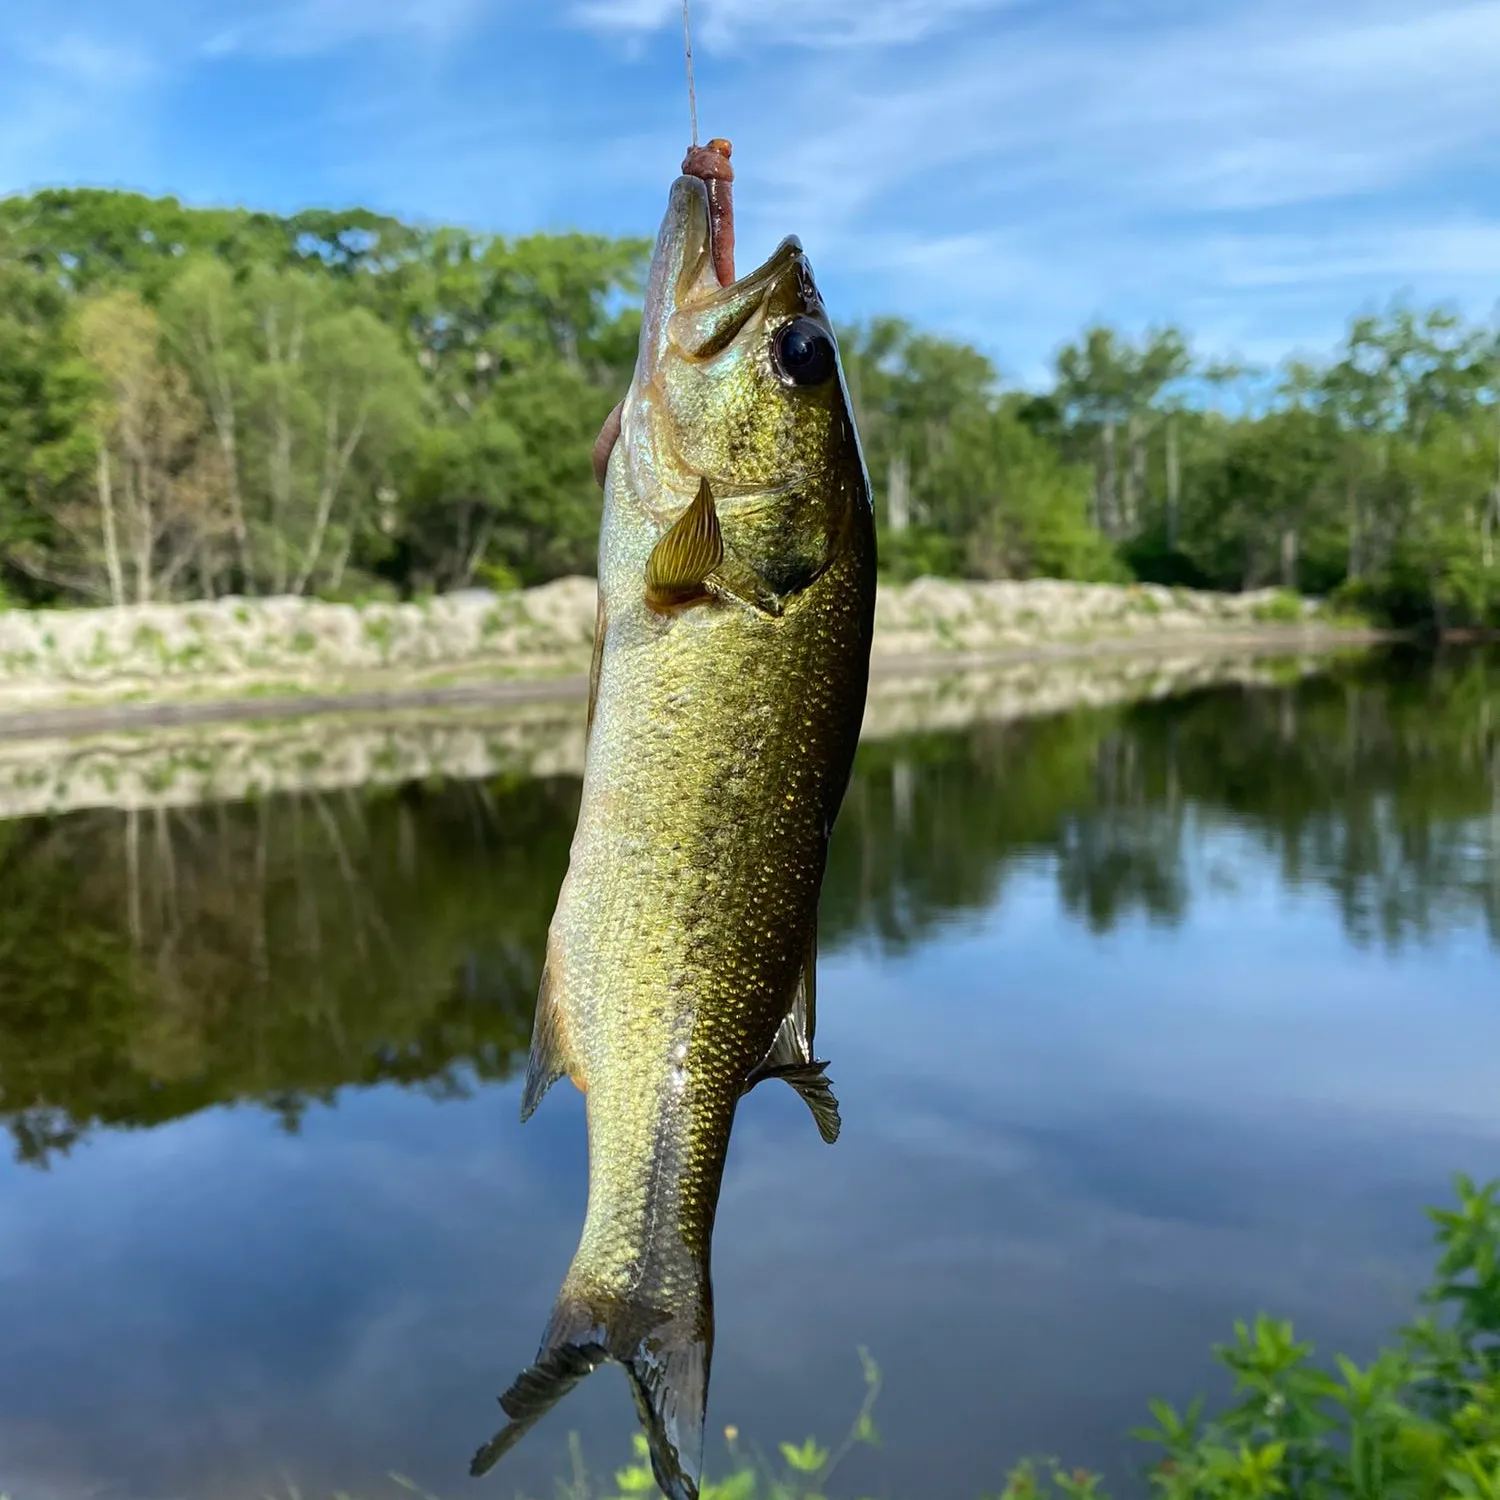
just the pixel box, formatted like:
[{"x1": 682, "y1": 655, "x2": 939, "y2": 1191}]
[{"x1": 0, "y1": 575, "x2": 1375, "y2": 721}]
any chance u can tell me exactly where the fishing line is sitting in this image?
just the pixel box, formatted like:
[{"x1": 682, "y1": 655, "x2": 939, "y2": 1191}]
[{"x1": 682, "y1": 0, "x2": 699, "y2": 147}]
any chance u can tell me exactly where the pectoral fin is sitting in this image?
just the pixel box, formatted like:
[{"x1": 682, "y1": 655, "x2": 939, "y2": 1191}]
[{"x1": 645, "y1": 478, "x2": 724, "y2": 612}]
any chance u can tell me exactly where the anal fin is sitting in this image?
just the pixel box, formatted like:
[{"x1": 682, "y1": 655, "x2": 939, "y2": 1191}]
[
  {"x1": 743, "y1": 934, "x2": 841, "y2": 1143},
  {"x1": 746, "y1": 1056, "x2": 841, "y2": 1145}
]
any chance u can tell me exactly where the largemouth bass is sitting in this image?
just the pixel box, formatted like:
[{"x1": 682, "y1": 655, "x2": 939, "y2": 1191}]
[{"x1": 471, "y1": 144, "x2": 877, "y2": 1500}]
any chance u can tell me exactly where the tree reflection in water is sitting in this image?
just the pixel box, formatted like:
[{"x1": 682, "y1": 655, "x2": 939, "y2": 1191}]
[{"x1": 0, "y1": 646, "x2": 1494, "y2": 1166}]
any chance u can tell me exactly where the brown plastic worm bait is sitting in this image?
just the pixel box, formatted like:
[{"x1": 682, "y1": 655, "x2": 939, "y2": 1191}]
[{"x1": 681, "y1": 136, "x2": 735, "y2": 287}]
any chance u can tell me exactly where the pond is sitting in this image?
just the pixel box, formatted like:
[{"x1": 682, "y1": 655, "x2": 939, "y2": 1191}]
[{"x1": 0, "y1": 646, "x2": 1496, "y2": 1500}]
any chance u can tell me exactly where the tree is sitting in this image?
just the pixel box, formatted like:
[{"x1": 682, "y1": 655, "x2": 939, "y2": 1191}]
[
  {"x1": 842, "y1": 318, "x2": 1089, "y2": 580},
  {"x1": 1402, "y1": 407, "x2": 1500, "y2": 626},
  {"x1": 0, "y1": 188, "x2": 421, "y2": 298},
  {"x1": 18, "y1": 290, "x2": 224, "y2": 604},
  {"x1": 1053, "y1": 324, "x2": 1192, "y2": 542},
  {"x1": 400, "y1": 361, "x2": 615, "y2": 590},
  {"x1": 378, "y1": 231, "x2": 645, "y2": 590},
  {"x1": 169, "y1": 265, "x2": 423, "y2": 597},
  {"x1": 842, "y1": 318, "x2": 993, "y2": 538},
  {"x1": 4, "y1": 185, "x2": 1500, "y2": 624},
  {"x1": 0, "y1": 221, "x2": 80, "y2": 601},
  {"x1": 1317, "y1": 302, "x2": 1494, "y2": 607},
  {"x1": 1182, "y1": 406, "x2": 1342, "y2": 592},
  {"x1": 161, "y1": 259, "x2": 256, "y2": 588},
  {"x1": 927, "y1": 399, "x2": 1119, "y2": 581}
]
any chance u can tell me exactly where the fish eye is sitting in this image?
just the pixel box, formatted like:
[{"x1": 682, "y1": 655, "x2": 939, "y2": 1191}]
[{"x1": 772, "y1": 317, "x2": 837, "y2": 388}]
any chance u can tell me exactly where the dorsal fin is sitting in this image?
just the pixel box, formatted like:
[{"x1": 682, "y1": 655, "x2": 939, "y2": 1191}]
[
  {"x1": 520, "y1": 959, "x2": 579, "y2": 1121},
  {"x1": 585, "y1": 588, "x2": 606, "y2": 743}
]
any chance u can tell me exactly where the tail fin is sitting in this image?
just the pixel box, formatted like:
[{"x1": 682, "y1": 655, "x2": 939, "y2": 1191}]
[{"x1": 471, "y1": 1281, "x2": 710, "y2": 1500}]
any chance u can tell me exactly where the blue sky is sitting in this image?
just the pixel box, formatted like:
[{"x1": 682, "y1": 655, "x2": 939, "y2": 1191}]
[{"x1": 2, "y1": 0, "x2": 1499, "y2": 386}]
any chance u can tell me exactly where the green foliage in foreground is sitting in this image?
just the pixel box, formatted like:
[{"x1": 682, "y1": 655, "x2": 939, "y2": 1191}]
[{"x1": 518, "y1": 1175, "x2": 1499, "y2": 1499}]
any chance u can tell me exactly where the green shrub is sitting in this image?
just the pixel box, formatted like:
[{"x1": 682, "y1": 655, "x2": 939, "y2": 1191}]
[
  {"x1": 475, "y1": 560, "x2": 523, "y2": 593},
  {"x1": 876, "y1": 525, "x2": 965, "y2": 584},
  {"x1": 1250, "y1": 589, "x2": 1305, "y2": 624},
  {"x1": 1009, "y1": 1173, "x2": 1500, "y2": 1498}
]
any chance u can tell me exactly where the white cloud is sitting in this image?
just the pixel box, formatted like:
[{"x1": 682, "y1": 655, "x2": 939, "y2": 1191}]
[
  {"x1": 25, "y1": 32, "x2": 156, "y2": 86},
  {"x1": 201, "y1": 0, "x2": 490, "y2": 58},
  {"x1": 1207, "y1": 221, "x2": 1500, "y2": 291},
  {"x1": 599, "y1": 0, "x2": 1500, "y2": 376},
  {"x1": 803, "y1": 0, "x2": 1500, "y2": 227},
  {"x1": 4, "y1": 0, "x2": 1500, "y2": 378},
  {"x1": 573, "y1": 0, "x2": 1012, "y2": 50}
]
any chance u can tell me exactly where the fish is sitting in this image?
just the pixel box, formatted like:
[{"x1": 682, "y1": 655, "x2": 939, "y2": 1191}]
[{"x1": 470, "y1": 141, "x2": 877, "y2": 1500}]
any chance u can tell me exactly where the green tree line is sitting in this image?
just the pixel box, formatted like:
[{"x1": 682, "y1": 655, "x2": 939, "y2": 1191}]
[{"x1": 2, "y1": 189, "x2": 1499, "y2": 622}]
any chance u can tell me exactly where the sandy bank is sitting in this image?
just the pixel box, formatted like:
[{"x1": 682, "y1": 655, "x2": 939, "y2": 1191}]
[{"x1": 0, "y1": 574, "x2": 1379, "y2": 732}]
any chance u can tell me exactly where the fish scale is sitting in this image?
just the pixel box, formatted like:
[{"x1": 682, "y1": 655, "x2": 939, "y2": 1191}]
[{"x1": 471, "y1": 164, "x2": 875, "y2": 1500}]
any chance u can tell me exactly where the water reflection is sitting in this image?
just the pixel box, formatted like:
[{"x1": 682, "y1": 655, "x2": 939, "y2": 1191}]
[
  {"x1": 0, "y1": 777, "x2": 576, "y2": 1166},
  {"x1": 828, "y1": 645, "x2": 1498, "y2": 952},
  {"x1": 1, "y1": 647, "x2": 1495, "y2": 1172},
  {"x1": 1, "y1": 647, "x2": 1498, "y2": 1500}
]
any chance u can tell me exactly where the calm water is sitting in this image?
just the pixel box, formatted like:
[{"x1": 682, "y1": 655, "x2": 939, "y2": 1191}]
[{"x1": 1, "y1": 648, "x2": 1497, "y2": 1500}]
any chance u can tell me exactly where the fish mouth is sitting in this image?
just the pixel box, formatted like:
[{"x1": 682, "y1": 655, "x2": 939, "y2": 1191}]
[{"x1": 638, "y1": 176, "x2": 816, "y2": 382}]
